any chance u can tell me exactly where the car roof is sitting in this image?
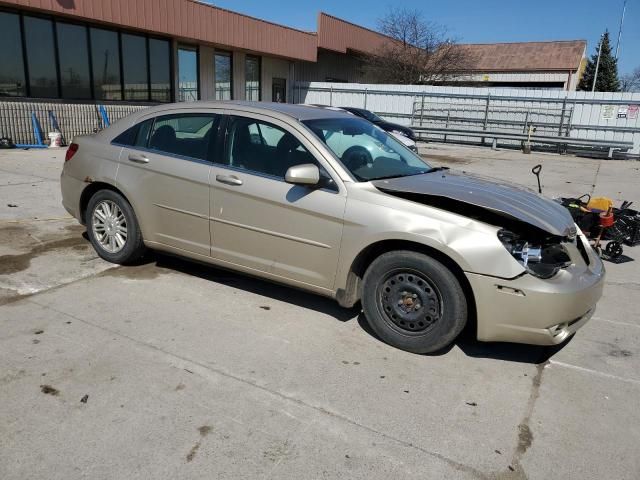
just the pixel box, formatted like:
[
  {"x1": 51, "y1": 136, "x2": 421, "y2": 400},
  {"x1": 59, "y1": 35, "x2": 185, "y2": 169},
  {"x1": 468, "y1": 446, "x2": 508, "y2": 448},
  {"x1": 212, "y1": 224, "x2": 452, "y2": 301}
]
[{"x1": 135, "y1": 101, "x2": 356, "y2": 122}]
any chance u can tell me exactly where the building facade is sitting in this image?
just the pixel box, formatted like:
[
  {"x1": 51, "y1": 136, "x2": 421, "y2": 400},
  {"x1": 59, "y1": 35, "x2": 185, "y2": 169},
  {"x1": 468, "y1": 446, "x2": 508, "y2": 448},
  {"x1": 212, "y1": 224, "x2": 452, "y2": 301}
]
[{"x1": 0, "y1": 0, "x2": 587, "y2": 108}]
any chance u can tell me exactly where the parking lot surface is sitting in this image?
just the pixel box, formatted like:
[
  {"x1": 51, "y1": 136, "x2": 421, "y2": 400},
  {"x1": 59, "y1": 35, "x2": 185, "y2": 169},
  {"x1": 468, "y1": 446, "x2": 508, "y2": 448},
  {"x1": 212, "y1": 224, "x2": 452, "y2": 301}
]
[{"x1": 1, "y1": 144, "x2": 639, "y2": 480}]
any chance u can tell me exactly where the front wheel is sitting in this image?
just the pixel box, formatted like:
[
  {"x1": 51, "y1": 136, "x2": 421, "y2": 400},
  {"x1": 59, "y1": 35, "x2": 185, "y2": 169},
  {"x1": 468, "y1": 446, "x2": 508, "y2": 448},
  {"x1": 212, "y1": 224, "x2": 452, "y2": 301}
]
[
  {"x1": 361, "y1": 251, "x2": 467, "y2": 354},
  {"x1": 86, "y1": 189, "x2": 146, "y2": 265}
]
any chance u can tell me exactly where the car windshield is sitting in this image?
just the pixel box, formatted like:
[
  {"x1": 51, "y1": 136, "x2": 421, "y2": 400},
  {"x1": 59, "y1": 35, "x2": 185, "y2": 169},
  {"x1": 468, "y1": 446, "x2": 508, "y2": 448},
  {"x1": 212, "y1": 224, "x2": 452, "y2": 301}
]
[{"x1": 302, "y1": 117, "x2": 431, "y2": 182}]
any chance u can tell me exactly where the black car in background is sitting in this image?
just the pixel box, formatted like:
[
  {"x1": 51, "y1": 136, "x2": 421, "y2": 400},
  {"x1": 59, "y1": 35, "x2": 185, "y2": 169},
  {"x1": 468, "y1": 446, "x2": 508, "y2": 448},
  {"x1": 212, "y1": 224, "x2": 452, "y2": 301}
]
[{"x1": 339, "y1": 107, "x2": 416, "y2": 141}]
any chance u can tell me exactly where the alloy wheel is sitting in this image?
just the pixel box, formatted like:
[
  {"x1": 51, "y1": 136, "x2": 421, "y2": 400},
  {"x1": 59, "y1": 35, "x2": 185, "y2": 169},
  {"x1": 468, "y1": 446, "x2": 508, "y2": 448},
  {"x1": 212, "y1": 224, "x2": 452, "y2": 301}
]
[{"x1": 91, "y1": 200, "x2": 128, "y2": 254}]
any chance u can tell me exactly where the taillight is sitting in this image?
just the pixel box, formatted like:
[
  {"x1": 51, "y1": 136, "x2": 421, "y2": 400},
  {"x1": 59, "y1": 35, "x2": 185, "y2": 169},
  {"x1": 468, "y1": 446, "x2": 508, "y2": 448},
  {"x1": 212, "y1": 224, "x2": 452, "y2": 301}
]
[{"x1": 65, "y1": 143, "x2": 79, "y2": 162}]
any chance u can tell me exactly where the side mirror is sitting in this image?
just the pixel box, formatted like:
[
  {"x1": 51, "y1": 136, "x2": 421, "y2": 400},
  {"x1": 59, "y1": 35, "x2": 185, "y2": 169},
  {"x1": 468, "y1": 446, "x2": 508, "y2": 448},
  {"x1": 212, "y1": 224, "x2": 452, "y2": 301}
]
[{"x1": 285, "y1": 163, "x2": 320, "y2": 186}]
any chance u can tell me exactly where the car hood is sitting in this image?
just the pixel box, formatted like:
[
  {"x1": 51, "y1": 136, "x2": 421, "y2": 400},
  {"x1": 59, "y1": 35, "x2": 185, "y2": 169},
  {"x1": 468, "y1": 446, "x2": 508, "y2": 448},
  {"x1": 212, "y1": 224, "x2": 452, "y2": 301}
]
[{"x1": 372, "y1": 170, "x2": 576, "y2": 237}]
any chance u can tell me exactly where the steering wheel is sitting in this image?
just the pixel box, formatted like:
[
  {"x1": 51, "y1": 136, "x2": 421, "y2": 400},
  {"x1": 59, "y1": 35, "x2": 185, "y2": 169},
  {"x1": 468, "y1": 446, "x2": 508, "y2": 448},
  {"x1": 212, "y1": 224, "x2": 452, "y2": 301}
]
[{"x1": 342, "y1": 145, "x2": 373, "y2": 172}]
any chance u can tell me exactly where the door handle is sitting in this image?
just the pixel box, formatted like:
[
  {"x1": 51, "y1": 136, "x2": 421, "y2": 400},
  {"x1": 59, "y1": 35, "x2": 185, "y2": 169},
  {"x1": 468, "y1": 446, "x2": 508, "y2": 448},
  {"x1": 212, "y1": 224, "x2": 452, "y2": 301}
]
[
  {"x1": 128, "y1": 153, "x2": 149, "y2": 164},
  {"x1": 216, "y1": 174, "x2": 243, "y2": 186}
]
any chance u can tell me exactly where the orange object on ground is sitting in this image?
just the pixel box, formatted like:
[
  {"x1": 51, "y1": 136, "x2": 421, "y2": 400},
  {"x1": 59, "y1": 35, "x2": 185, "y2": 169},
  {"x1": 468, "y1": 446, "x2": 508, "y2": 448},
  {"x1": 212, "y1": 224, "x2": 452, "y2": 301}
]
[
  {"x1": 588, "y1": 196, "x2": 614, "y2": 212},
  {"x1": 599, "y1": 211, "x2": 614, "y2": 227}
]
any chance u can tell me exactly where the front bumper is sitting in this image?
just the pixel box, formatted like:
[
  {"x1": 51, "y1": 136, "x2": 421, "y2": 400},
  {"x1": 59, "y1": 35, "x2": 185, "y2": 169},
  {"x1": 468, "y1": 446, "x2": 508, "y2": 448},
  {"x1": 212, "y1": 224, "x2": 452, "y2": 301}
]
[{"x1": 466, "y1": 240, "x2": 605, "y2": 345}]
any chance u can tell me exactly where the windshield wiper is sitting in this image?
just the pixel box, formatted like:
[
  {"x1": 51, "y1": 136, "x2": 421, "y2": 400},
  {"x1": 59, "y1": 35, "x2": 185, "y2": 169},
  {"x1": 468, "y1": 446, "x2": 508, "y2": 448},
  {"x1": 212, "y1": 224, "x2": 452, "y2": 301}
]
[
  {"x1": 372, "y1": 171, "x2": 431, "y2": 180},
  {"x1": 425, "y1": 166, "x2": 449, "y2": 173}
]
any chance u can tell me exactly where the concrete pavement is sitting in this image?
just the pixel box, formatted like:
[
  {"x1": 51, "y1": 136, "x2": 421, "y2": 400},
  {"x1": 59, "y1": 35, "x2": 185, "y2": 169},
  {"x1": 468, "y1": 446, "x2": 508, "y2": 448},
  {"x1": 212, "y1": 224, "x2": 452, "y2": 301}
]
[{"x1": 1, "y1": 145, "x2": 639, "y2": 479}]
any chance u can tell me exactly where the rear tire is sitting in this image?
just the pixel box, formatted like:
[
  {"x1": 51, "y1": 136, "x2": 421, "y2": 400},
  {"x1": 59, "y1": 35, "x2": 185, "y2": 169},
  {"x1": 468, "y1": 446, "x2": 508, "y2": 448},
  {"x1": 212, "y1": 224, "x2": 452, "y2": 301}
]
[
  {"x1": 86, "y1": 189, "x2": 146, "y2": 265},
  {"x1": 361, "y1": 250, "x2": 467, "y2": 354}
]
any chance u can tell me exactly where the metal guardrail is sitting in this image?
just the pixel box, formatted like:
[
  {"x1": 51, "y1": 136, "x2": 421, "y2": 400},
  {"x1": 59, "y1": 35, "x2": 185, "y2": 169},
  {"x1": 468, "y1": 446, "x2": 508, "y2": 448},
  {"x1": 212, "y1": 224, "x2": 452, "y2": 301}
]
[{"x1": 413, "y1": 126, "x2": 634, "y2": 158}]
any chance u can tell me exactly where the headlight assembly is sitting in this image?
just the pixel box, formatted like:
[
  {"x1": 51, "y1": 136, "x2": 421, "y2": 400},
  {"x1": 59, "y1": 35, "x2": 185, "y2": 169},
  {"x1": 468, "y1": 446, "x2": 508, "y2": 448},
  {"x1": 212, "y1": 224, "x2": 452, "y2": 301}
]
[{"x1": 498, "y1": 229, "x2": 572, "y2": 279}]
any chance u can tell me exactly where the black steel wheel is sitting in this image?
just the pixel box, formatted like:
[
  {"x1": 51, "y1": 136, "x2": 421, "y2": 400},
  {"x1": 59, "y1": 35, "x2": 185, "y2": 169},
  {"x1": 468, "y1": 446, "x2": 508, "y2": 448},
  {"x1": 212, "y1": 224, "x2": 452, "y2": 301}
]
[
  {"x1": 362, "y1": 250, "x2": 467, "y2": 354},
  {"x1": 377, "y1": 270, "x2": 443, "y2": 335}
]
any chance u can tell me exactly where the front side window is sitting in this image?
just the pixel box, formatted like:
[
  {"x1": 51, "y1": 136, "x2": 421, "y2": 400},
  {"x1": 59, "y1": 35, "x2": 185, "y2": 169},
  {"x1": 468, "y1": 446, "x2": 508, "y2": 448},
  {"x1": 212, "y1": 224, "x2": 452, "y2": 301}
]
[
  {"x1": 225, "y1": 116, "x2": 319, "y2": 179},
  {"x1": 121, "y1": 33, "x2": 149, "y2": 101},
  {"x1": 148, "y1": 114, "x2": 217, "y2": 161},
  {"x1": 244, "y1": 55, "x2": 260, "y2": 101},
  {"x1": 24, "y1": 16, "x2": 58, "y2": 98},
  {"x1": 57, "y1": 22, "x2": 92, "y2": 99},
  {"x1": 178, "y1": 46, "x2": 198, "y2": 102},
  {"x1": 303, "y1": 117, "x2": 431, "y2": 182},
  {"x1": 214, "y1": 52, "x2": 232, "y2": 100},
  {"x1": 0, "y1": 12, "x2": 26, "y2": 97},
  {"x1": 90, "y1": 28, "x2": 122, "y2": 100}
]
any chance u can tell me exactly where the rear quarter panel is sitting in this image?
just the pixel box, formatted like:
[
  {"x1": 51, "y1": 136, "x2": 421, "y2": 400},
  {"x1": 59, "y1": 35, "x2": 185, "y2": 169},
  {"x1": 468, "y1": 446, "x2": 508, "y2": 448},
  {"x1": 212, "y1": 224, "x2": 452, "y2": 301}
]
[{"x1": 61, "y1": 135, "x2": 122, "y2": 221}]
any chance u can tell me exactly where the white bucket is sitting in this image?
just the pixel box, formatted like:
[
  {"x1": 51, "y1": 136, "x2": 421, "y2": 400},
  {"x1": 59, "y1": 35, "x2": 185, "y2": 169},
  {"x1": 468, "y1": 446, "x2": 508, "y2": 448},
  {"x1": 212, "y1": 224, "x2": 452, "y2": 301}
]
[{"x1": 48, "y1": 132, "x2": 62, "y2": 148}]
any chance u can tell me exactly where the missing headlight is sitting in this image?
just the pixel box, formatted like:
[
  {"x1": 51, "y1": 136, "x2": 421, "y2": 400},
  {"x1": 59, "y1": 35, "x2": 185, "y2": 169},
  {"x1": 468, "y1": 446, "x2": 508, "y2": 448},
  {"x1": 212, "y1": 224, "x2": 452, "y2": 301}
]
[{"x1": 498, "y1": 229, "x2": 571, "y2": 279}]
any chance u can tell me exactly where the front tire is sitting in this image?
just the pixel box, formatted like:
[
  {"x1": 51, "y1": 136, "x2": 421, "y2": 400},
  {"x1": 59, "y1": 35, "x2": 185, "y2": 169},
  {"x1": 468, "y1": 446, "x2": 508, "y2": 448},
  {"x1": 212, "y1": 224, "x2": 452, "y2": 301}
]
[
  {"x1": 362, "y1": 251, "x2": 467, "y2": 354},
  {"x1": 86, "y1": 189, "x2": 146, "y2": 265}
]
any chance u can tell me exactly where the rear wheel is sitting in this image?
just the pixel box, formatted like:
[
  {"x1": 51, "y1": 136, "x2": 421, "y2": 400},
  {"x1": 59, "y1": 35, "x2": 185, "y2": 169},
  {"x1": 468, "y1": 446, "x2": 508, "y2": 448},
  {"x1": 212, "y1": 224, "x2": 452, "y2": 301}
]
[
  {"x1": 86, "y1": 189, "x2": 146, "y2": 264},
  {"x1": 362, "y1": 250, "x2": 467, "y2": 354}
]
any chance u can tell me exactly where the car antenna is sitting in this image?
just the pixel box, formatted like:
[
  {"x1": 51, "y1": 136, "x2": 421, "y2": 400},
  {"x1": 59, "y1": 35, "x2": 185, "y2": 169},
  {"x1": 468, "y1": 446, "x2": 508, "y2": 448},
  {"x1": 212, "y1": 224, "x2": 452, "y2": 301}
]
[{"x1": 531, "y1": 164, "x2": 543, "y2": 194}]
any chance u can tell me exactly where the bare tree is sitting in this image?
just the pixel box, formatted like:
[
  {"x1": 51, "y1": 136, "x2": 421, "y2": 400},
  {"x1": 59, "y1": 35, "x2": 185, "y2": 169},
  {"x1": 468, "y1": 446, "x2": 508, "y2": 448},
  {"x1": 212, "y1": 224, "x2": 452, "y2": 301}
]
[
  {"x1": 620, "y1": 67, "x2": 640, "y2": 92},
  {"x1": 363, "y1": 8, "x2": 471, "y2": 84}
]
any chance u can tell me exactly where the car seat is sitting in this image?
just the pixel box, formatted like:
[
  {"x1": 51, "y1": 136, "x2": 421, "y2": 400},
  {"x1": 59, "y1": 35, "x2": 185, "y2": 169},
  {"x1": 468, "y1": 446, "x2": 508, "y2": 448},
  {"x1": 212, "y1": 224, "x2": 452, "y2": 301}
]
[{"x1": 149, "y1": 125, "x2": 177, "y2": 152}]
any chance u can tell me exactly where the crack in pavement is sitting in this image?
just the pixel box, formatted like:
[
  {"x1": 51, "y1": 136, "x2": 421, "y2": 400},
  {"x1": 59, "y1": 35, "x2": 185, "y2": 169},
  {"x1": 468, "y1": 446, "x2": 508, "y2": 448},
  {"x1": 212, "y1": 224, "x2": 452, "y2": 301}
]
[
  {"x1": 24, "y1": 297, "x2": 490, "y2": 480},
  {"x1": 491, "y1": 361, "x2": 547, "y2": 480}
]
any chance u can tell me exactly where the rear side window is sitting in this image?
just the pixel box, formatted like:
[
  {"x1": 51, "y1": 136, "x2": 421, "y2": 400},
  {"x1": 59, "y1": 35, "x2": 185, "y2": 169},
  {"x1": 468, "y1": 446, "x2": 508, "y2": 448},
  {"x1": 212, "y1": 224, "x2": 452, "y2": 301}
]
[
  {"x1": 112, "y1": 119, "x2": 152, "y2": 147},
  {"x1": 148, "y1": 113, "x2": 218, "y2": 161}
]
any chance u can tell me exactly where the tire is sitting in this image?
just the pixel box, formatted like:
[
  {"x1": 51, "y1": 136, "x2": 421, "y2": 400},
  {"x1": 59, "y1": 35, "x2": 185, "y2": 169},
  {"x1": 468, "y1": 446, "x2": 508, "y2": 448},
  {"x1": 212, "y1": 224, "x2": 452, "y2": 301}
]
[
  {"x1": 85, "y1": 189, "x2": 146, "y2": 265},
  {"x1": 361, "y1": 250, "x2": 467, "y2": 354}
]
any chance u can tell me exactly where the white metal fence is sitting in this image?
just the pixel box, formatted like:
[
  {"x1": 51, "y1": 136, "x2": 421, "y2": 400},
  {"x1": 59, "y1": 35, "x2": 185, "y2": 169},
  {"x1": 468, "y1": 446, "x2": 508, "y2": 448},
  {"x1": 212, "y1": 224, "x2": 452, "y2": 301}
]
[
  {"x1": 0, "y1": 100, "x2": 150, "y2": 146},
  {"x1": 295, "y1": 82, "x2": 640, "y2": 155}
]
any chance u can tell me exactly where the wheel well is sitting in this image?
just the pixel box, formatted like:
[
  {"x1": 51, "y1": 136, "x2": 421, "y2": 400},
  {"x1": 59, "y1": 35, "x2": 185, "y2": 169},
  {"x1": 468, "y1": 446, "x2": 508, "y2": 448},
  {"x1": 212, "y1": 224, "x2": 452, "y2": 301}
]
[
  {"x1": 338, "y1": 239, "x2": 477, "y2": 336},
  {"x1": 79, "y1": 182, "x2": 126, "y2": 225}
]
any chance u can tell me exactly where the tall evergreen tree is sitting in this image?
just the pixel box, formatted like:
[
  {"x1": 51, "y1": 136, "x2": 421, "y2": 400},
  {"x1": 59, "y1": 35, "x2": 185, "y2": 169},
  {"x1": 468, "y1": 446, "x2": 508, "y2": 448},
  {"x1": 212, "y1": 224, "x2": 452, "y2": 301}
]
[{"x1": 578, "y1": 30, "x2": 621, "y2": 92}]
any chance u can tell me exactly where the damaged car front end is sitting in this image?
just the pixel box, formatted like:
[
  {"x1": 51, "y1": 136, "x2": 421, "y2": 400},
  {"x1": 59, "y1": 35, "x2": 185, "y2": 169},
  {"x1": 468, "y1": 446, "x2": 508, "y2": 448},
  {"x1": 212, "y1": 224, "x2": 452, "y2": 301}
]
[{"x1": 370, "y1": 170, "x2": 605, "y2": 345}]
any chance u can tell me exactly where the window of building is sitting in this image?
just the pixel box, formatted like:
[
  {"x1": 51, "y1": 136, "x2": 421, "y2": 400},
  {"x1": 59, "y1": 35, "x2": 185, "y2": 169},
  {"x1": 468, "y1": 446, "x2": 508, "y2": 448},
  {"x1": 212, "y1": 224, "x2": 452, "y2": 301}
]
[
  {"x1": 244, "y1": 55, "x2": 261, "y2": 101},
  {"x1": 90, "y1": 28, "x2": 122, "y2": 100},
  {"x1": 226, "y1": 116, "x2": 318, "y2": 178},
  {"x1": 178, "y1": 46, "x2": 198, "y2": 102},
  {"x1": 149, "y1": 114, "x2": 217, "y2": 160},
  {"x1": 149, "y1": 38, "x2": 171, "y2": 102},
  {"x1": 0, "y1": 12, "x2": 26, "y2": 96},
  {"x1": 214, "y1": 51, "x2": 232, "y2": 100},
  {"x1": 23, "y1": 16, "x2": 59, "y2": 98},
  {"x1": 0, "y1": 13, "x2": 173, "y2": 102},
  {"x1": 56, "y1": 22, "x2": 92, "y2": 99},
  {"x1": 121, "y1": 33, "x2": 149, "y2": 101}
]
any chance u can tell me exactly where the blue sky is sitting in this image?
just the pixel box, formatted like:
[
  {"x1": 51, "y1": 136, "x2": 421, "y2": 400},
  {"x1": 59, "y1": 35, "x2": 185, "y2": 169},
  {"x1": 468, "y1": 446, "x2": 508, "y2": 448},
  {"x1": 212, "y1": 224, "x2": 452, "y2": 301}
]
[{"x1": 207, "y1": 0, "x2": 639, "y2": 74}]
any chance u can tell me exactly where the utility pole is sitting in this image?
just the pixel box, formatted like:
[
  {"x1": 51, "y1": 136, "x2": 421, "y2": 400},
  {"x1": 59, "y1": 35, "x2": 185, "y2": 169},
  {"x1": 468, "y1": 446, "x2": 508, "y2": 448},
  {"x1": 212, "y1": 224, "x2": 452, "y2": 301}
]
[
  {"x1": 615, "y1": 0, "x2": 627, "y2": 60},
  {"x1": 592, "y1": 34, "x2": 604, "y2": 92}
]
